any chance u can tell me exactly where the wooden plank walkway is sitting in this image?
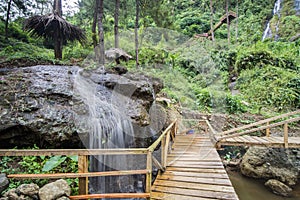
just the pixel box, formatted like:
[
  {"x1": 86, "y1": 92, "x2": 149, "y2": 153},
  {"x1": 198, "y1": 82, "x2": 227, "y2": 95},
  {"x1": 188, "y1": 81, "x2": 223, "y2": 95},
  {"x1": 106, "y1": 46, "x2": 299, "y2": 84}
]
[
  {"x1": 217, "y1": 136, "x2": 300, "y2": 148},
  {"x1": 151, "y1": 134, "x2": 239, "y2": 200}
]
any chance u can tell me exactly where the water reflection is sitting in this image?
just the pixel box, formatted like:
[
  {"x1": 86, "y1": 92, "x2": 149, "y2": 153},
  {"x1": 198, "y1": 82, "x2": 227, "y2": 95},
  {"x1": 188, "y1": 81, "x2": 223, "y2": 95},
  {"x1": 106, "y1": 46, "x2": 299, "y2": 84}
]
[{"x1": 228, "y1": 170, "x2": 300, "y2": 200}]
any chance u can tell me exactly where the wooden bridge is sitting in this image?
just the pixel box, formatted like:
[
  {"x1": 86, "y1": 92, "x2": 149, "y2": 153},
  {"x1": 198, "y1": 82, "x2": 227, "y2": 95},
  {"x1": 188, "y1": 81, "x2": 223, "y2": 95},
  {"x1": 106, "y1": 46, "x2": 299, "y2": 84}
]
[
  {"x1": 1, "y1": 110, "x2": 299, "y2": 199},
  {"x1": 195, "y1": 11, "x2": 237, "y2": 39},
  {"x1": 214, "y1": 110, "x2": 300, "y2": 148}
]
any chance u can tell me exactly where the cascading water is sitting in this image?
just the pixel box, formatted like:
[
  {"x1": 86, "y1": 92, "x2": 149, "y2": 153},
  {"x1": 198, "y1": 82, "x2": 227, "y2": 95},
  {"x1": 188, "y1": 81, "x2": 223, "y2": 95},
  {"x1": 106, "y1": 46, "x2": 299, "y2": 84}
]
[
  {"x1": 73, "y1": 68, "x2": 166, "y2": 199},
  {"x1": 262, "y1": 0, "x2": 282, "y2": 40},
  {"x1": 73, "y1": 69, "x2": 135, "y2": 195}
]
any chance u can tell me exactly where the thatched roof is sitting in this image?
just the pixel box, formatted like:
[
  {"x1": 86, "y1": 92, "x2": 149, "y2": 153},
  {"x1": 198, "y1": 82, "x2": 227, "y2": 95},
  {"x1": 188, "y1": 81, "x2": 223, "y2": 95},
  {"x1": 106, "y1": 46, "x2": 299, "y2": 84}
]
[{"x1": 24, "y1": 13, "x2": 86, "y2": 43}]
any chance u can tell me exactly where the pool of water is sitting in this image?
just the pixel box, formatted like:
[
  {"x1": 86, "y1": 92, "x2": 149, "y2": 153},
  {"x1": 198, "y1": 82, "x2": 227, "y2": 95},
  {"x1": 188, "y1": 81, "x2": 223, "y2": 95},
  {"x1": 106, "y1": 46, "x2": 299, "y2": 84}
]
[{"x1": 228, "y1": 170, "x2": 300, "y2": 200}]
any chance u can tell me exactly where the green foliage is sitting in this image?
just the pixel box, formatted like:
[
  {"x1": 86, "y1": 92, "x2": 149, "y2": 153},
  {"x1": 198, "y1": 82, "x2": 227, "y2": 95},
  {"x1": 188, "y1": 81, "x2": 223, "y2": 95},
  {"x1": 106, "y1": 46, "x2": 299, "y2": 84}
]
[
  {"x1": 235, "y1": 41, "x2": 298, "y2": 73},
  {"x1": 278, "y1": 15, "x2": 300, "y2": 40},
  {"x1": 237, "y1": 65, "x2": 300, "y2": 111},
  {"x1": 0, "y1": 146, "x2": 79, "y2": 195}
]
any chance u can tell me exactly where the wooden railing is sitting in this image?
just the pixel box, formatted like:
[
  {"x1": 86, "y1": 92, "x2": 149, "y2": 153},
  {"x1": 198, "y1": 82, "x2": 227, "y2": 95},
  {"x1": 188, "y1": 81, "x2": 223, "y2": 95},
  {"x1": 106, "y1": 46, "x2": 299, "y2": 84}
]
[
  {"x1": 214, "y1": 110, "x2": 300, "y2": 148},
  {"x1": 0, "y1": 120, "x2": 177, "y2": 199}
]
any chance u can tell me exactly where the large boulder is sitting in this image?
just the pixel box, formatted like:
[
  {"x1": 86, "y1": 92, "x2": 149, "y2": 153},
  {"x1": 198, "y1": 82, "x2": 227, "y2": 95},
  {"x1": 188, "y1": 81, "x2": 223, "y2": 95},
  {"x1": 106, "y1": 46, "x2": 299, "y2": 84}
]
[
  {"x1": 38, "y1": 179, "x2": 70, "y2": 200},
  {"x1": 240, "y1": 147, "x2": 300, "y2": 186},
  {"x1": 0, "y1": 65, "x2": 164, "y2": 148}
]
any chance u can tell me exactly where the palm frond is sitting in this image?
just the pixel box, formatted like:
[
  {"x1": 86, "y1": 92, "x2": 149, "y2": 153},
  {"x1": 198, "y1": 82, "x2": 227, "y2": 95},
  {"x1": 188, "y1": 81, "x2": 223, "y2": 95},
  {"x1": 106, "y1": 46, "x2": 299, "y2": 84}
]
[{"x1": 24, "y1": 13, "x2": 86, "y2": 44}]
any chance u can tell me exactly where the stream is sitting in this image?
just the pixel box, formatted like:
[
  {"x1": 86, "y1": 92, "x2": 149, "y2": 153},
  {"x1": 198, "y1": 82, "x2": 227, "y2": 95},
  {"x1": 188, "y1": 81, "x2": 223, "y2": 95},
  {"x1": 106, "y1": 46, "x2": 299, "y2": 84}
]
[{"x1": 228, "y1": 170, "x2": 300, "y2": 200}]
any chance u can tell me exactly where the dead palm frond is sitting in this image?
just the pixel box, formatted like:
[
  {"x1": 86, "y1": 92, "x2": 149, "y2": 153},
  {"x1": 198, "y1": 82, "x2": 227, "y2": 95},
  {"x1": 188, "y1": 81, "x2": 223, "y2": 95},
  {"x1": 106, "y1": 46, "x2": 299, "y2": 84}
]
[{"x1": 24, "y1": 12, "x2": 86, "y2": 44}]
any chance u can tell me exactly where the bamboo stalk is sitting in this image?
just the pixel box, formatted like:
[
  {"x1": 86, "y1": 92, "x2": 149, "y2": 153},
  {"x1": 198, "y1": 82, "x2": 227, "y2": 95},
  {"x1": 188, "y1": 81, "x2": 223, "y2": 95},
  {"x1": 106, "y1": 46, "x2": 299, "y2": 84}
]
[
  {"x1": 69, "y1": 193, "x2": 150, "y2": 199},
  {"x1": 284, "y1": 123, "x2": 288, "y2": 148},
  {"x1": 7, "y1": 170, "x2": 149, "y2": 179}
]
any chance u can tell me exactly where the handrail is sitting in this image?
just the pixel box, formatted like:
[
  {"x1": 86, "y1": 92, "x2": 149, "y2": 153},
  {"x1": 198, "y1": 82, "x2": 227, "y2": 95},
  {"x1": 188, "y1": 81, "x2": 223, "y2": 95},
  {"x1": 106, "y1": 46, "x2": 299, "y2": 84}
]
[
  {"x1": 0, "y1": 148, "x2": 148, "y2": 157},
  {"x1": 147, "y1": 120, "x2": 177, "y2": 152},
  {"x1": 69, "y1": 193, "x2": 151, "y2": 199},
  {"x1": 7, "y1": 169, "x2": 149, "y2": 179},
  {"x1": 219, "y1": 116, "x2": 300, "y2": 140},
  {"x1": 0, "y1": 119, "x2": 178, "y2": 200},
  {"x1": 217, "y1": 110, "x2": 300, "y2": 136}
]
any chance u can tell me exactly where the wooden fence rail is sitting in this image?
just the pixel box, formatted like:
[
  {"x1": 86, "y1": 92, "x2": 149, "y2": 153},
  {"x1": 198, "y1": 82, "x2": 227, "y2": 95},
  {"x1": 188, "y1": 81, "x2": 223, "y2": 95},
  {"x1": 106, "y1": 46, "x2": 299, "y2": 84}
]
[{"x1": 0, "y1": 120, "x2": 178, "y2": 200}]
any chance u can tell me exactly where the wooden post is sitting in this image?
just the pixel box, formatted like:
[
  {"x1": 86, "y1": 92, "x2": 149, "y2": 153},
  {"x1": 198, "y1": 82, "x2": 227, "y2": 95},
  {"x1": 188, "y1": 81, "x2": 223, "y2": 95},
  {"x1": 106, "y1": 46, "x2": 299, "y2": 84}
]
[
  {"x1": 284, "y1": 123, "x2": 288, "y2": 148},
  {"x1": 161, "y1": 135, "x2": 166, "y2": 169},
  {"x1": 266, "y1": 122, "x2": 270, "y2": 137},
  {"x1": 163, "y1": 131, "x2": 171, "y2": 168},
  {"x1": 78, "y1": 155, "x2": 89, "y2": 195},
  {"x1": 145, "y1": 151, "x2": 152, "y2": 199}
]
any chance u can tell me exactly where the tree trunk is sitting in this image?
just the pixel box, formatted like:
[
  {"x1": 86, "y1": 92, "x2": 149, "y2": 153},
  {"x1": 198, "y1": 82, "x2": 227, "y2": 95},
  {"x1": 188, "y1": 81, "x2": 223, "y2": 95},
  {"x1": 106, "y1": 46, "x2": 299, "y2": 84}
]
[
  {"x1": 236, "y1": 0, "x2": 239, "y2": 41},
  {"x1": 53, "y1": 0, "x2": 62, "y2": 16},
  {"x1": 5, "y1": 0, "x2": 12, "y2": 39},
  {"x1": 114, "y1": 0, "x2": 120, "y2": 48},
  {"x1": 209, "y1": 0, "x2": 215, "y2": 41},
  {"x1": 226, "y1": 0, "x2": 230, "y2": 47},
  {"x1": 53, "y1": 0, "x2": 63, "y2": 59},
  {"x1": 54, "y1": 32, "x2": 63, "y2": 59},
  {"x1": 135, "y1": 0, "x2": 139, "y2": 68},
  {"x1": 98, "y1": 0, "x2": 105, "y2": 65},
  {"x1": 92, "y1": 0, "x2": 98, "y2": 48}
]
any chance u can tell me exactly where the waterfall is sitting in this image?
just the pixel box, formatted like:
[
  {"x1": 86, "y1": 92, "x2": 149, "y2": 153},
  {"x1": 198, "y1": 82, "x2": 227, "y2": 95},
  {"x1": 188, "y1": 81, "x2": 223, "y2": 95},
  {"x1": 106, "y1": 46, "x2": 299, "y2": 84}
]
[
  {"x1": 262, "y1": 0, "x2": 282, "y2": 40},
  {"x1": 73, "y1": 69, "x2": 135, "y2": 195}
]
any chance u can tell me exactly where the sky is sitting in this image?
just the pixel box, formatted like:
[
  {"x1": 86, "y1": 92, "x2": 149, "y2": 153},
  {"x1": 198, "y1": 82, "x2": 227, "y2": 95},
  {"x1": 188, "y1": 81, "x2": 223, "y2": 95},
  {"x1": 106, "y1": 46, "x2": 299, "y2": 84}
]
[{"x1": 62, "y1": 0, "x2": 79, "y2": 15}]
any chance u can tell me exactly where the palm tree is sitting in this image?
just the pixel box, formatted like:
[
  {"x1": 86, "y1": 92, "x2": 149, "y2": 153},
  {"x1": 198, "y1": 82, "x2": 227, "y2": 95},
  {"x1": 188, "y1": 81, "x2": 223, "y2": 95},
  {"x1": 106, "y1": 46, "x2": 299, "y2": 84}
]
[{"x1": 23, "y1": 0, "x2": 86, "y2": 59}]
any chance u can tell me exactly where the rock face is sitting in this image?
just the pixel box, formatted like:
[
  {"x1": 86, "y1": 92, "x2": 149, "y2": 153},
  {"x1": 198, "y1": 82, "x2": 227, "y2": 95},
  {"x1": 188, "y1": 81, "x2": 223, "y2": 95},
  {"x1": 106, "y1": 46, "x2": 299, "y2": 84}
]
[
  {"x1": 240, "y1": 147, "x2": 300, "y2": 187},
  {"x1": 38, "y1": 179, "x2": 70, "y2": 200},
  {"x1": 0, "y1": 174, "x2": 9, "y2": 194},
  {"x1": 0, "y1": 65, "x2": 163, "y2": 148},
  {"x1": 265, "y1": 179, "x2": 292, "y2": 197}
]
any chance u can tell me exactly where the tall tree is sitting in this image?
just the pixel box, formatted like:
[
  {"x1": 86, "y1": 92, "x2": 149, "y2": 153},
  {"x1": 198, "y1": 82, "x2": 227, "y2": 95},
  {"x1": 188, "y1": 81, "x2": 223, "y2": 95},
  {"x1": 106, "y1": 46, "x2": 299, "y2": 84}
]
[
  {"x1": 235, "y1": 0, "x2": 239, "y2": 41},
  {"x1": 97, "y1": 0, "x2": 105, "y2": 65},
  {"x1": 53, "y1": 0, "x2": 63, "y2": 59},
  {"x1": 92, "y1": 0, "x2": 98, "y2": 48},
  {"x1": 5, "y1": 0, "x2": 12, "y2": 39},
  {"x1": 4, "y1": 0, "x2": 27, "y2": 39},
  {"x1": 226, "y1": 0, "x2": 230, "y2": 46},
  {"x1": 135, "y1": 0, "x2": 139, "y2": 68},
  {"x1": 209, "y1": 0, "x2": 215, "y2": 41},
  {"x1": 114, "y1": 0, "x2": 120, "y2": 48}
]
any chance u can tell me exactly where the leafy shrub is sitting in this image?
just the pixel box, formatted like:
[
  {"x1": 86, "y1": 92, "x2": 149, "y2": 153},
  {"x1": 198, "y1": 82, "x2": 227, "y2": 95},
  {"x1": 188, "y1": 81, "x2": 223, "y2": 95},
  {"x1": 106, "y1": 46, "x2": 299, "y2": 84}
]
[{"x1": 237, "y1": 65, "x2": 300, "y2": 110}]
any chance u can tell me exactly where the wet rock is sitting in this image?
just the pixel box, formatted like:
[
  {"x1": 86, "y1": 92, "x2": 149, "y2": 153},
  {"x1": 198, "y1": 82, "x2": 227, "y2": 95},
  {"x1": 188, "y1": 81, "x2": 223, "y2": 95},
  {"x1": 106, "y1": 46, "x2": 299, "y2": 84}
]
[
  {"x1": 39, "y1": 179, "x2": 71, "y2": 200},
  {"x1": 0, "y1": 65, "x2": 163, "y2": 148},
  {"x1": 265, "y1": 179, "x2": 292, "y2": 197},
  {"x1": 0, "y1": 174, "x2": 9, "y2": 193},
  {"x1": 16, "y1": 183, "x2": 39, "y2": 197},
  {"x1": 240, "y1": 147, "x2": 299, "y2": 186}
]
